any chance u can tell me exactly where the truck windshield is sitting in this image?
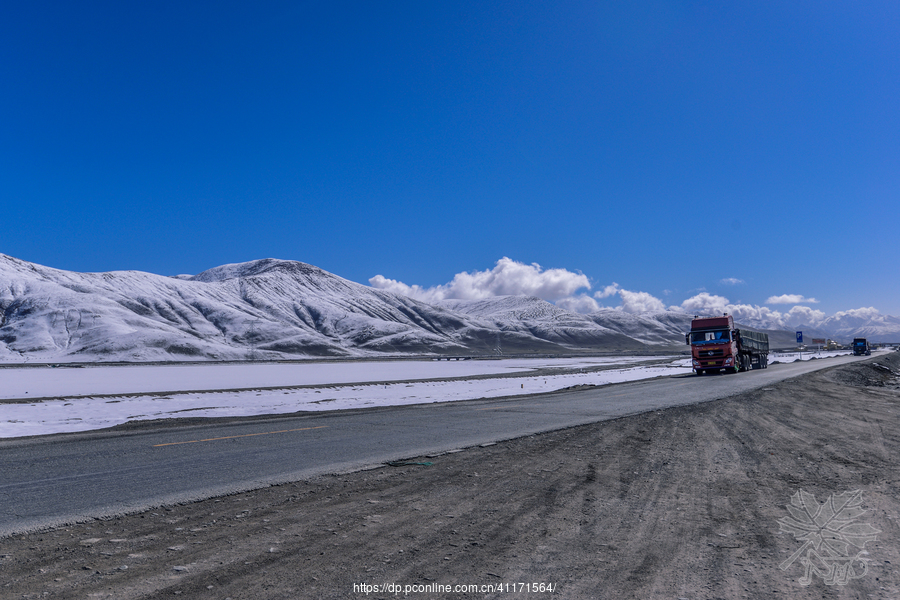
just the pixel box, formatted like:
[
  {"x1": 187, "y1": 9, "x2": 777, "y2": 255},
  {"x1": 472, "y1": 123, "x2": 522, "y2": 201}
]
[{"x1": 691, "y1": 330, "x2": 730, "y2": 344}]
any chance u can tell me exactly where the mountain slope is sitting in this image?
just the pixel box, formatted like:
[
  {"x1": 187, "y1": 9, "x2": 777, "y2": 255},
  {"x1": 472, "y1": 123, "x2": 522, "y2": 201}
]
[
  {"x1": 817, "y1": 311, "x2": 900, "y2": 343},
  {"x1": 2, "y1": 254, "x2": 893, "y2": 363},
  {"x1": 585, "y1": 309, "x2": 694, "y2": 346},
  {"x1": 442, "y1": 296, "x2": 647, "y2": 352},
  {"x1": 0, "y1": 256, "x2": 644, "y2": 362},
  {"x1": 0, "y1": 256, "x2": 482, "y2": 361}
]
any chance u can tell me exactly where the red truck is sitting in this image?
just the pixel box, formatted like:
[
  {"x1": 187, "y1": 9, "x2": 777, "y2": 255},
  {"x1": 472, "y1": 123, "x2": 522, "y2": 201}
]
[{"x1": 686, "y1": 314, "x2": 769, "y2": 375}]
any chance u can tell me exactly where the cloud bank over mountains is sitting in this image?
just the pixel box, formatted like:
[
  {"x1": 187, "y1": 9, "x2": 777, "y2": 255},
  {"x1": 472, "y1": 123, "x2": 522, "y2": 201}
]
[
  {"x1": 765, "y1": 294, "x2": 819, "y2": 304},
  {"x1": 369, "y1": 258, "x2": 590, "y2": 304},
  {"x1": 370, "y1": 257, "x2": 886, "y2": 332}
]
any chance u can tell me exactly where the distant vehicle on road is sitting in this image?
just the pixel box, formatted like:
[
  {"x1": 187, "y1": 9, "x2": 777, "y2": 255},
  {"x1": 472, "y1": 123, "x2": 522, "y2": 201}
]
[
  {"x1": 686, "y1": 314, "x2": 769, "y2": 375},
  {"x1": 852, "y1": 338, "x2": 871, "y2": 356}
]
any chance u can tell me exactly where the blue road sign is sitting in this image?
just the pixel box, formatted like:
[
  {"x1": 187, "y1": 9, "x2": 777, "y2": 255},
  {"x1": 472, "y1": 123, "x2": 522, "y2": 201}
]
[{"x1": 796, "y1": 331, "x2": 803, "y2": 344}]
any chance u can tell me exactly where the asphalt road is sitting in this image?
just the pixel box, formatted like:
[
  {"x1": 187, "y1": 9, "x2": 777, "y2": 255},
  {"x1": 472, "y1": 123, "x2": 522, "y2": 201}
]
[{"x1": 0, "y1": 354, "x2": 869, "y2": 537}]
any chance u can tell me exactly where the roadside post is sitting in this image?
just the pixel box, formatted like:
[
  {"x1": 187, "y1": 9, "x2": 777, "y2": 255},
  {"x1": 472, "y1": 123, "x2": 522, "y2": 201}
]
[{"x1": 797, "y1": 331, "x2": 803, "y2": 361}]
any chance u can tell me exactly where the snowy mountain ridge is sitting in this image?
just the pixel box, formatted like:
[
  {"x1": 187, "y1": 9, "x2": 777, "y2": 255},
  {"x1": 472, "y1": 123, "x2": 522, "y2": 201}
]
[
  {"x1": 0, "y1": 255, "x2": 648, "y2": 362},
  {"x1": 0, "y1": 255, "x2": 896, "y2": 363}
]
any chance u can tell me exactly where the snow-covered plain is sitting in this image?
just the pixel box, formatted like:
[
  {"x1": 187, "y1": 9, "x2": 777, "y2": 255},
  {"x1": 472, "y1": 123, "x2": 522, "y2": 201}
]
[
  {"x1": 0, "y1": 356, "x2": 658, "y2": 400},
  {"x1": 768, "y1": 349, "x2": 853, "y2": 362},
  {"x1": 0, "y1": 350, "x2": 864, "y2": 439},
  {"x1": 1, "y1": 356, "x2": 691, "y2": 438}
]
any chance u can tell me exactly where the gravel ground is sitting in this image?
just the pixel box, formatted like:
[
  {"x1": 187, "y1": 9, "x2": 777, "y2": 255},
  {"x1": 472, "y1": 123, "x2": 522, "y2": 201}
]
[{"x1": 2, "y1": 352, "x2": 899, "y2": 599}]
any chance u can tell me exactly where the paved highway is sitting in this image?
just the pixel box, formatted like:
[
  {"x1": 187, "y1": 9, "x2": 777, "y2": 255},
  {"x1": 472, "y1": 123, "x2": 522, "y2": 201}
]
[{"x1": 0, "y1": 354, "x2": 870, "y2": 537}]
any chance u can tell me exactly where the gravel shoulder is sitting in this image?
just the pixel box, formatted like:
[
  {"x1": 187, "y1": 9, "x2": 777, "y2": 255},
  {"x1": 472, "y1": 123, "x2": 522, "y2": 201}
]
[{"x1": 3, "y1": 353, "x2": 899, "y2": 599}]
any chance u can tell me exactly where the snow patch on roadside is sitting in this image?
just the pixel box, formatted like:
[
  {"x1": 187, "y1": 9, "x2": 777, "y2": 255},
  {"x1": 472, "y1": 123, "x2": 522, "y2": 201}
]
[{"x1": 0, "y1": 357, "x2": 692, "y2": 438}]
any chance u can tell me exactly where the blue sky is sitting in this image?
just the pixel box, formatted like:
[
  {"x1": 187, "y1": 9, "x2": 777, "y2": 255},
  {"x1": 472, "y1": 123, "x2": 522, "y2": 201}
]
[{"x1": 3, "y1": 1, "x2": 898, "y2": 319}]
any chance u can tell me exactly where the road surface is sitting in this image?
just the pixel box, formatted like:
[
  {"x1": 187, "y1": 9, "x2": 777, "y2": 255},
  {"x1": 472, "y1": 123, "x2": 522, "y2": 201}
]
[{"x1": 0, "y1": 354, "x2": 868, "y2": 537}]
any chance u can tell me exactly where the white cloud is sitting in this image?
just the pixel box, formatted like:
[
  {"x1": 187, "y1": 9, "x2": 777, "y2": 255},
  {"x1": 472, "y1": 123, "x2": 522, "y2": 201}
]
[
  {"x1": 367, "y1": 275, "x2": 445, "y2": 303},
  {"x1": 556, "y1": 294, "x2": 601, "y2": 313},
  {"x1": 675, "y1": 292, "x2": 829, "y2": 329},
  {"x1": 371, "y1": 261, "x2": 672, "y2": 316},
  {"x1": 617, "y1": 289, "x2": 666, "y2": 314},
  {"x1": 371, "y1": 260, "x2": 890, "y2": 331},
  {"x1": 370, "y1": 257, "x2": 590, "y2": 303},
  {"x1": 679, "y1": 292, "x2": 730, "y2": 316},
  {"x1": 831, "y1": 307, "x2": 881, "y2": 321},
  {"x1": 766, "y1": 294, "x2": 819, "y2": 304},
  {"x1": 781, "y1": 305, "x2": 827, "y2": 327},
  {"x1": 593, "y1": 282, "x2": 670, "y2": 314},
  {"x1": 823, "y1": 307, "x2": 883, "y2": 328},
  {"x1": 727, "y1": 304, "x2": 785, "y2": 328},
  {"x1": 594, "y1": 283, "x2": 620, "y2": 299}
]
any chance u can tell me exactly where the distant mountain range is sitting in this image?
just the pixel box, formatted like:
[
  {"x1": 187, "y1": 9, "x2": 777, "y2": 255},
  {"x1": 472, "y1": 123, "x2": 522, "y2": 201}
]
[{"x1": 1, "y1": 255, "x2": 896, "y2": 362}]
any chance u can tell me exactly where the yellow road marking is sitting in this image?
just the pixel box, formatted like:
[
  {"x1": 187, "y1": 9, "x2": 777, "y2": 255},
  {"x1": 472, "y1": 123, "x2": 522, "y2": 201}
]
[{"x1": 153, "y1": 425, "x2": 328, "y2": 447}]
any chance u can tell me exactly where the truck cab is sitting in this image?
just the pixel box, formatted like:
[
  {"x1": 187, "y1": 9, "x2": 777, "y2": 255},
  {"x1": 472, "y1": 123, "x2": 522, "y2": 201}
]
[
  {"x1": 687, "y1": 315, "x2": 739, "y2": 374},
  {"x1": 852, "y1": 338, "x2": 871, "y2": 356}
]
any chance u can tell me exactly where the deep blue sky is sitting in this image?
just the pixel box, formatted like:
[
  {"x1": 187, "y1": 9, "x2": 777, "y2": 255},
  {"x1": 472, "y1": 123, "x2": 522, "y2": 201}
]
[{"x1": 3, "y1": 1, "x2": 898, "y2": 316}]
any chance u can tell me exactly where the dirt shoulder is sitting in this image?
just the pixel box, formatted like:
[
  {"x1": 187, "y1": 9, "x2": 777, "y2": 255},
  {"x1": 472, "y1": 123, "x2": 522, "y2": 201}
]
[{"x1": 3, "y1": 353, "x2": 900, "y2": 599}]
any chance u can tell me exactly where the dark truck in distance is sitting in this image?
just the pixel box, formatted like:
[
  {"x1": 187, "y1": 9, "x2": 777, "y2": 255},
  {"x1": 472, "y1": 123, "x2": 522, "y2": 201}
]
[
  {"x1": 852, "y1": 338, "x2": 871, "y2": 356},
  {"x1": 686, "y1": 314, "x2": 769, "y2": 375}
]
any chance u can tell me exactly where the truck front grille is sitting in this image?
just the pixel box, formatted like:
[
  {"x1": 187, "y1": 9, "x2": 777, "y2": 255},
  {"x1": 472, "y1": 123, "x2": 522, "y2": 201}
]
[{"x1": 698, "y1": 348, "x2": 724, "y2": 358}]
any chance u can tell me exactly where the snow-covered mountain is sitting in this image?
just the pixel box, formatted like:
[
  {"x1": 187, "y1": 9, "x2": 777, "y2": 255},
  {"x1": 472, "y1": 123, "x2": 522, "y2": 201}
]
[
  {"x1": 0, "y1": 255, "x2": 667, "y2": 362},
  {"x1": 0, "y1": 256, "x2": 471, "y2": 361},
  {"x1": 441, "y1": 296, "x2": 647, "y2": 352},
  {"x1": 816, "y1": 311, "x2": 900, "y2": 342},
  {"x1": 1, "y1": 254, "x2": 895, "y2": 363},
  {"x1": 585, "y1": 309, "x2": 695, "y2": 345}
]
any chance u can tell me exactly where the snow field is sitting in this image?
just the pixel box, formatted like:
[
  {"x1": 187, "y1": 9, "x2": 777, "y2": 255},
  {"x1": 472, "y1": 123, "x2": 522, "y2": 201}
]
[
  {"x1": 0, "y1": 351, "x2": 869, "y2": 439},
  {"x1": 1, "y1": 356, "x2": 691, "y2": 438},
  {"x1": 768, "y1": 349, "x2": 853, "y2": 362},
  {"x1": 0, "y1": 356, "x2": 658, "y2": 400}
]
